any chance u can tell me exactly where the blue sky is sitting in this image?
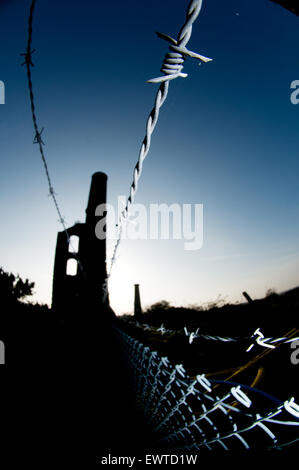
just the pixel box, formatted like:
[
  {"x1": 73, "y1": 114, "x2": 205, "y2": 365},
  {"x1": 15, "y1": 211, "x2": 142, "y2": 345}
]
[{"x1": 0, "y1": 0, "x2": 299, "y2": 314}]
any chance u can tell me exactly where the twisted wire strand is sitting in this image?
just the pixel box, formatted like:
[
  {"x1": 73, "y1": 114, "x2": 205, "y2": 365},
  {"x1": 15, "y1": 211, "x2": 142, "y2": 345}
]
[
  {"x1": 108, "y1": 0, "x2": 212, "y2": 283},
  {"x1": 129, "y1": 320, "x2": 299, "y2": 348},
  {"x1": 148, "y1": 0, "x2": 212, "y2": 84},
  {"x1": 179, "y1": 0, "x2": 202, "y2": 46},
  {"x1": 22, "y1": 0, "x2": 86, "y2": 280},
  {"x1": 108, "y1": 81, "x2": 169, "y2": 278}
]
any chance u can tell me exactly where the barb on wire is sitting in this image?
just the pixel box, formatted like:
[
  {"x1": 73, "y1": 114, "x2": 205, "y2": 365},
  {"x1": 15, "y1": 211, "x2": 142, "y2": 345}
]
[
  {"x1": 108, "y1": 0, "x2": 212, "y2": 280},
  {"x1": 33, "y1": 127, "x2": 45, "y2": 145},
  {"x1": 148, "y1": 0, "x2": 213, "y2": 84},
  {"x1": 157, "y1": 324, "x2": 167, "y2": 335},
  {"x1": 245, "y1": 328, "x2": 299, "y2": 353},
  {"x1": 22, "y1": 0, "x2": 86, "y2": 280},
  {"x1": 184, "y1": 327, "x2": 200, "y2": 344},
  {"x1": 20, "y1": 48, "x2": 35, "y2": 67}
]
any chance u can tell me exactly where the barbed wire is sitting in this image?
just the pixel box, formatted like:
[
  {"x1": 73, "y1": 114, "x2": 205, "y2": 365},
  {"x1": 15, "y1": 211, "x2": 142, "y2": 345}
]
[
  {"x1": 107, "y1": 0, "x2": 213, "y2": 287},
  {"x1": 125, "y1": 318, "x2": 299, "y2": 350},
  {"x1": 246, "y1": 327, "x2": 299, "y2": 352},
  {"x1": 22, "y1": 0, "x2": 86, "y2": 280},
  {"x1": 148, "y1": 0, "x2": 212, "y2": 84},
  {"x1": 22, "y1": 0, "x2": 212, "y2": 303}
]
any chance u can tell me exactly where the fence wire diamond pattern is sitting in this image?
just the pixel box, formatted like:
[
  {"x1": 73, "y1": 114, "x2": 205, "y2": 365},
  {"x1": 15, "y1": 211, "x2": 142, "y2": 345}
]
[{"x1": 116, "y1": 327, "x2": 299, "y2": 452}]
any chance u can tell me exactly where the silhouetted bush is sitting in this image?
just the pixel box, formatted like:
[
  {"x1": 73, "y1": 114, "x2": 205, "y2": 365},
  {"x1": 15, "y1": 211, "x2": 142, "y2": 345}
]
[{"x1": 0, "y1": 266, "x2": 35, "y2": 302}]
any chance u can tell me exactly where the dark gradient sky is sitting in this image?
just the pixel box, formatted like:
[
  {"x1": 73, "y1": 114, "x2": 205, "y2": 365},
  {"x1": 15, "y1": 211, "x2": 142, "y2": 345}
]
[{"x1": 1, "y1": 0, "x2": 299, "y2": 313}]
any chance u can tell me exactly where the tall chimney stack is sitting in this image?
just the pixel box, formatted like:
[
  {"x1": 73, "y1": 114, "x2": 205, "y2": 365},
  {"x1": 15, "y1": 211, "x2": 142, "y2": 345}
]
[{"x1": 134, "y1": 284, "x2": 142, "y2": 318}]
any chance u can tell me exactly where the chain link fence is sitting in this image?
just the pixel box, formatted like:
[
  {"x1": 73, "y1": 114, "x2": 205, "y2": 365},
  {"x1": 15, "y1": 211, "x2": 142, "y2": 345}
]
[{"x1": 115, "y1": 326, "x2": 299, "y2": 452}]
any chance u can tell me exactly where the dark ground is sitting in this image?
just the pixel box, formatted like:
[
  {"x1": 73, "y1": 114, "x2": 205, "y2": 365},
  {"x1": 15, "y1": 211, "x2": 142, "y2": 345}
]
[
  {"x1": 0, "y1": 289, "x2": 298, "y2": 465},
  {"x1": 0, "y1": 300, "x2": 151, "y2": 466}
]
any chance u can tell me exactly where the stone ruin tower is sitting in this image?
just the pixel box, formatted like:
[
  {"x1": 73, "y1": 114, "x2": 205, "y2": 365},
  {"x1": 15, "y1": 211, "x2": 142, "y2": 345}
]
[{"x1": 51, "y1": 172, "x2": 108, "y2": 316}]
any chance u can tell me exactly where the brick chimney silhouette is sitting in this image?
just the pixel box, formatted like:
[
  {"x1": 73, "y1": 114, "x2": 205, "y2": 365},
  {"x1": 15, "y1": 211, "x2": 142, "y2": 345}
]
[
  {"x1": 134, "y1": 284, "x2": 142, "y2": 318},
  {"x1": 52, "y1": 172, "x2": 108, "y2": 315}
]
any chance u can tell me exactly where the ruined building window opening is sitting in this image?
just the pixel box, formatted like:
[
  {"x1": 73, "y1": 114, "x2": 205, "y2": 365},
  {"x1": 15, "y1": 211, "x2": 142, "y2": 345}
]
[
  {"x1": 66, "y1": 258, "x2": 78, "y2": 276},
  {"x1": 68, "y1": 235, "x2": 79, "y2": 254}
]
